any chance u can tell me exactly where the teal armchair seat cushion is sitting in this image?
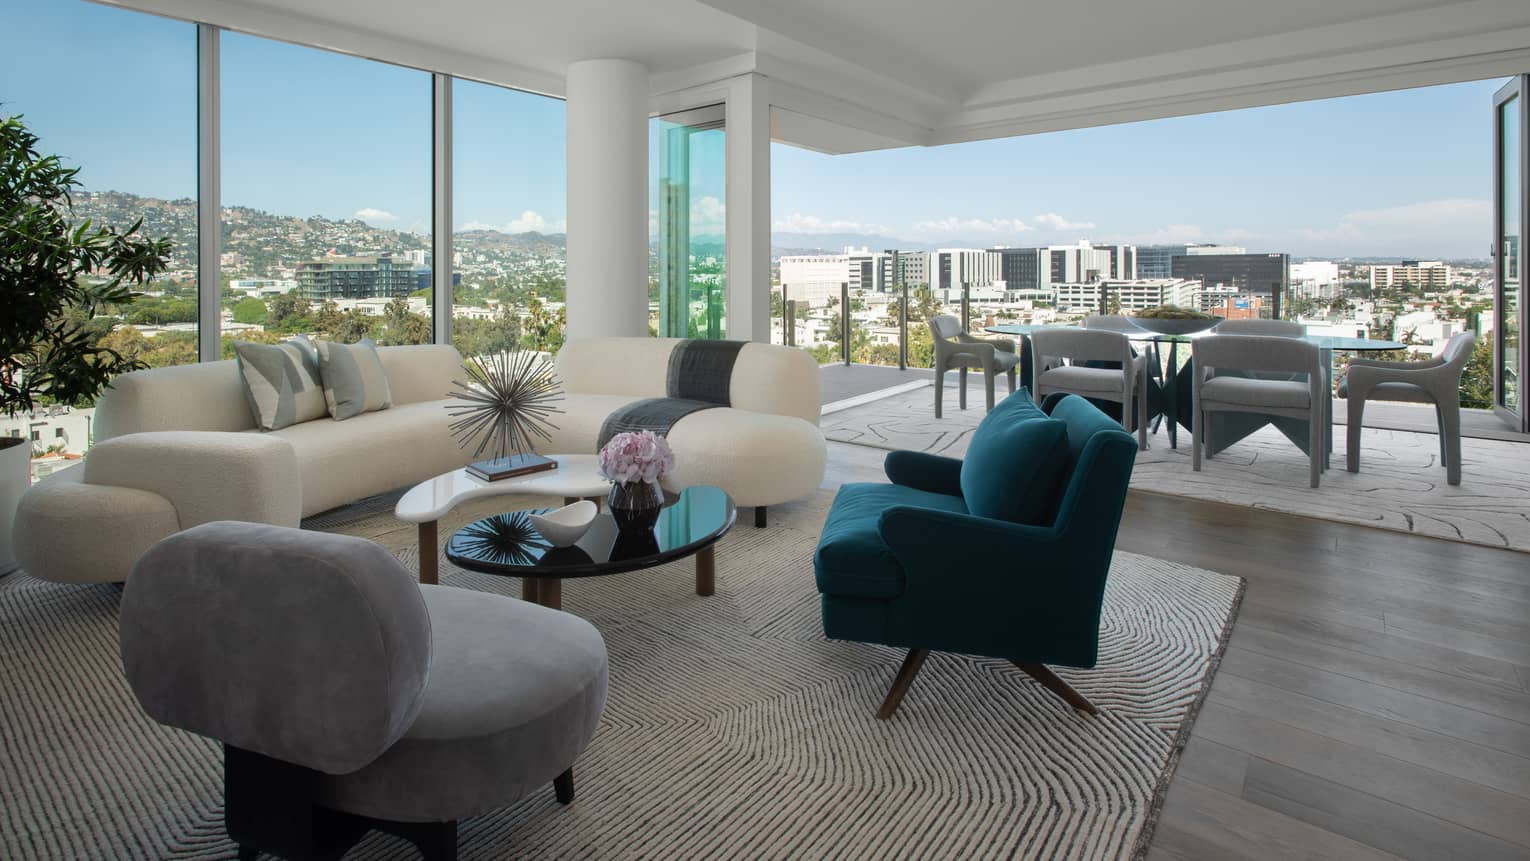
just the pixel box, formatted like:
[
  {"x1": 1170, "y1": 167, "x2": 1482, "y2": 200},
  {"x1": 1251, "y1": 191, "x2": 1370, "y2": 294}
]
[{"x1": 815, "y1": 483, "x2": 968, "y2": 599}]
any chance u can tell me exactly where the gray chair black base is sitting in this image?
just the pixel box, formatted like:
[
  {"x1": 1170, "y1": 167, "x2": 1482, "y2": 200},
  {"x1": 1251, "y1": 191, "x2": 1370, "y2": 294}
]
[{"x1": 224, "y1": 745, "x2": 575, "y2": 861}]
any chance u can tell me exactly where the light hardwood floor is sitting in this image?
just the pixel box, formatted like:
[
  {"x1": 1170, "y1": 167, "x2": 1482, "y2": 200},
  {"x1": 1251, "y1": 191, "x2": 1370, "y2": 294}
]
[{"x1": 824, "y1": 441, "x2": 1530, "y2": 860}]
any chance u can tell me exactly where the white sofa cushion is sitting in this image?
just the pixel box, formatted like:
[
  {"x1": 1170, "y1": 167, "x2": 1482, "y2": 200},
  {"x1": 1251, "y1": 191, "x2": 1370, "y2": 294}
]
[
  {"x1": 271, "y1": 399, "x2": 476, "y2": 517},
  {"x1": 317, "y1": 338, "x2": 394, "y2": 420}
]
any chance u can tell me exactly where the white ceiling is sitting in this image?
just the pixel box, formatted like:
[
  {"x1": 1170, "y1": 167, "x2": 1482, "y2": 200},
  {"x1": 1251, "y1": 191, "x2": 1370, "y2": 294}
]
[{"x1": 105, "y1": 0, "x2": 1530, "y2": 152}]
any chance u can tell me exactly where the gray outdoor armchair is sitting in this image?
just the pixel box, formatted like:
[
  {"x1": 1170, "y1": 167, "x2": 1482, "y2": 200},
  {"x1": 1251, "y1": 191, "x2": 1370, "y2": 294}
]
[
  {"x1": 1339, "y1": 330, "x2": 1475, "y2": 485},
  {"x1": 1192, "y1": 334, "x2": 1326, "y2": 487},
  {"x1": 929, "y1": 314, "x2": 1019, "y2": 418},
  {"x1": 119, "y1": 522, "x2": 609, "y2": 861},
  {"x1": 1029, "y1": 327, "x2": 1149, "y2": 450}
]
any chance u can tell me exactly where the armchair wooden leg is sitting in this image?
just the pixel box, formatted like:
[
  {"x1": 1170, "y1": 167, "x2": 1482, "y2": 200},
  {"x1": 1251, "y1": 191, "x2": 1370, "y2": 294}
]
[
  {"x1": 877, "y1": 649, "x2": 929, "y2": 720},
  {"x1": 1013, "y1": 661, "x2": 1098, "y2": 715}
]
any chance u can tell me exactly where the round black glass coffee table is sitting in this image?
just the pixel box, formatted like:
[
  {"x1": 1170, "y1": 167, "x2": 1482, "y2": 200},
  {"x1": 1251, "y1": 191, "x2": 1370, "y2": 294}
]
[{"x1": 444, "y1": 485, "x2": 736, "y2": 610}]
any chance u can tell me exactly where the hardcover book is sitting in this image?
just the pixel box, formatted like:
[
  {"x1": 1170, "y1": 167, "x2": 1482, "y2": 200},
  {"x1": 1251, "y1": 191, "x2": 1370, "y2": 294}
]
[{"x1": 466, "y1": 452, "x2": 558, "y2": 482}]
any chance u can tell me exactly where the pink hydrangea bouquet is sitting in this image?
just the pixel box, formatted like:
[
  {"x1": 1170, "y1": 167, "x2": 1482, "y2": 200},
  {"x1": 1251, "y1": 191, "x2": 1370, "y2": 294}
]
[{"x1": 598, "y1": 430, "x2": 675, "y2": 485}]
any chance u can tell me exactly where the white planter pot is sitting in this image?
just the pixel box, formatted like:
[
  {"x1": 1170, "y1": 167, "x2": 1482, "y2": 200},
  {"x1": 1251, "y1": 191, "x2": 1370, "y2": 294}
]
[{"x1": 0, "y1": 439, "x2": 30, "y2": 575}]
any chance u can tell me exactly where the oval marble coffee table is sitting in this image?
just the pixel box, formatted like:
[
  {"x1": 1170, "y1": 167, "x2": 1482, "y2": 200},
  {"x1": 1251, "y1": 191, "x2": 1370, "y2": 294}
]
[
  {"x1": 445, "y1": 485, "x2": 736, "y2": 610},
  {"x1": 396, "y1": 454, "x2": 611, "y2": 585}
]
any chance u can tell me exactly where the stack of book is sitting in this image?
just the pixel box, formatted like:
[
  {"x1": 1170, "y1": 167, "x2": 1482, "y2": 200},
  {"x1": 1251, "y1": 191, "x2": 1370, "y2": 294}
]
[{"x1": 467, "y1": 452, "x2": 558, "y2": 482}]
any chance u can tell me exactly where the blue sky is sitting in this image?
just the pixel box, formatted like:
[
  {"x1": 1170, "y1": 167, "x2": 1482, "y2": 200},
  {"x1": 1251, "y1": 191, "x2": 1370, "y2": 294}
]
[{"x1": 2, "y1": 0, "x2": 1505, "y2": 259}]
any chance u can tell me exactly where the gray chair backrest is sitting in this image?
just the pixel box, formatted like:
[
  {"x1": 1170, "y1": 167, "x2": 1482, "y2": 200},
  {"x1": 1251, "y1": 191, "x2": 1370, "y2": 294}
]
[
  {"x1": 1438, "y1": 330, "x2": 1476, "y2": 370},
  {"x1": 1030, "y1": 328, "x2": 1133, "y2": 366},
  {"x1": 1193, "y1": 333, "x2": 1319, "y2": 375},
  {"x1": 1213, "y1": 318, "x2": 1305, "y2": 337},
  {"x1": 120, "y1": 522, "x2": 432, "y2": 775},
  {"x1": 929, "y1": 314, "x2": 963, "y2": 340},
  {"x1": 1082, "y1": 314, "x2": 1140, "y2": 333}
]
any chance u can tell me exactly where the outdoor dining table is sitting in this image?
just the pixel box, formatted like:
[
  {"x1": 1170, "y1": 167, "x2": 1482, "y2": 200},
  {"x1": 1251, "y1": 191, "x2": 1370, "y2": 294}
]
[{"x1": 984, "y1": 323, "x2": 1406, "y2": 456}]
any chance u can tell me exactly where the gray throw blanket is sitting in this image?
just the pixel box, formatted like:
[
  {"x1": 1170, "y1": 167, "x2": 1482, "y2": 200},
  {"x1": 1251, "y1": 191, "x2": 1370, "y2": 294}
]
[{"x1": 596, "y1": 339, "x2": 746, "y2": 449}]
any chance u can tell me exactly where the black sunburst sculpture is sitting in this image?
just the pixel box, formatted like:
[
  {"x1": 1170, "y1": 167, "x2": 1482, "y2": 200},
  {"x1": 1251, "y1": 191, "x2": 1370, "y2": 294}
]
[
  {"x1": 454, "y1": 512, "x2": 550, "y2": 566},
  {"x1": 445, "y1": 350, "x2": 564, "y2": 460}
]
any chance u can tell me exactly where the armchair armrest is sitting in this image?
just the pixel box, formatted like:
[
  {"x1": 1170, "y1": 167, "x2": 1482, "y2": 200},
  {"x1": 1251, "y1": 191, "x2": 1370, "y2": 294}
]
[
  {"x1": 1343, "y1": 361, "x2": 1458, "y2": 397},
  {"x1": 883, "y1": 450, "x2": 964, "y2": 497},
  {"x1": 879, "y1": 506, "x2": 1069, "y2": 594},
  {"x1": 83, "y1": 431, "x2": 302, "y2": 528}
]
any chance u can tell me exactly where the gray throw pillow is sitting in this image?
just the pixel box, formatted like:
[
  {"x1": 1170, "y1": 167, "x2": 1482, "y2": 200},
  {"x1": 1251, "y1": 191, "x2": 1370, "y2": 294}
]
[
  {"x1": 316, "y1": 338, "x2": 393, "y2": 421},
  {"x1": 233, "y1": 338, "x2": 330, "y2": 431}
]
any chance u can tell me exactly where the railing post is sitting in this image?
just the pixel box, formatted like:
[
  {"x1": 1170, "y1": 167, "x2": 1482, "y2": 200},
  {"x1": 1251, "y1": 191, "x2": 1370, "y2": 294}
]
[
  {"x1": 896, "y1": 251, "x2": 907, "y2": 370},
  {"x1": 840, "y1": 281, "x2": 851, "y2": 366},
  {"x1": 961, "y1": 282, "x2": 971, "y2": 332},
  {"x1": 785, "y1": 297, "x2": 796, "y2": 348},
  {"x1": 780, "y1": 283, "x2": 789, "y2": 346}
]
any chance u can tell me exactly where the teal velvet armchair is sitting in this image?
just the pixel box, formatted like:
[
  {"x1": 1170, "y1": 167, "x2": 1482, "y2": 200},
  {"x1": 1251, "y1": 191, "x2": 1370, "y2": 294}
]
[{"x1": 814, "y1": 391, "x2": 1138, "y2": 719}]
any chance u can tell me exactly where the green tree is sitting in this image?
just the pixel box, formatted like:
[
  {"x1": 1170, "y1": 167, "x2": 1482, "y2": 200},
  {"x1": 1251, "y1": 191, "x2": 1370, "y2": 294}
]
[
  {"x1": 231, "y1": 296, "x2": 268, "y2": 325},
  {"x1": 1459, "y1": 336, "x2": 1494, "y2": 409},
  {"x1": 377, "y1": 296, "x2": 431, "y2": 345},
  {"x1": 2, "y1": 112, "x2": 172, "y2": 416}
]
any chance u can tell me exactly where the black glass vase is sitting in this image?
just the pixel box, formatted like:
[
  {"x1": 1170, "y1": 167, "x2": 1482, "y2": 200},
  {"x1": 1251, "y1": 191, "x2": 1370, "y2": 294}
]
[{"x1": 608, "y1": 480, "x2": 663, "y2": 532}]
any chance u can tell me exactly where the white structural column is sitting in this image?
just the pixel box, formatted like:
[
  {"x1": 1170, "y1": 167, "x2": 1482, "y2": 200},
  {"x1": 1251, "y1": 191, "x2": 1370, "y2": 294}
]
[
  {"x1": 196, "y1": 24, "x2": 221, "y2": 362},
  {"x1": 725, "y1": 74, "x2": 772, "y2": 343},
  {"x1": 565, "y1": 59, "x2": 650, "y2": 339}
]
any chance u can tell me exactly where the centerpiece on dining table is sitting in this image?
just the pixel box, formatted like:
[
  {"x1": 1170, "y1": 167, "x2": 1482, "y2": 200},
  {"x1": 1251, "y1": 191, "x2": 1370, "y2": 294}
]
[
  {"x1": 1130, "y1": 304, "x2": 1222, "y2": 336},
  {"x1": 598, "y1": 430, "x2": 675, "y2": 531}
]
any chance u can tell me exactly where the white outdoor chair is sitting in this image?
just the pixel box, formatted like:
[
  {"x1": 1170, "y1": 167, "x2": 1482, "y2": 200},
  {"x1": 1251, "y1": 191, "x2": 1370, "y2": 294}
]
[
  {"x1": 1030, "y1": 328, "x2": 1149, "y2": 450},
  {"x1": 1339, "y1": 331, "x2": 1476, "y2": 486}
]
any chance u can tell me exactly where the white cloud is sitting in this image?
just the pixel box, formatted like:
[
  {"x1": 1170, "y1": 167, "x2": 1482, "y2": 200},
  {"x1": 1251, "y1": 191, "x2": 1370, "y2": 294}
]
[
  {"x1": 772, "y1": 212, "x2": 890, "y2": 235},
  {"x1": 354, "y1": 207, "x2": 398, "y2": 223},
  {"x1": 1032, "y1": 212, "x2": 1095, "y2": 232},
  {"x1": 909, "y1": 216, "x2": 1031, "y2": 238},
  {"x1": 461, "y1": 210, "x2": 567, "y2": 235},
  {"x1": 690, "y1": 196, "x2": 726, "y2": 233},
  {"x1": 1292, "y1": 198, "x2": 1488, "y2": 258}
]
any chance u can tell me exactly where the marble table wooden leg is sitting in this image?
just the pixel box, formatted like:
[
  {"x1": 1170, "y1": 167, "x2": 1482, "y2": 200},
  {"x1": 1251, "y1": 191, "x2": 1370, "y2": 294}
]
[
  {"x1": 418, "y1": 521, "x2": 438, "y2": 585},
  {"x1": 539, "y1": 578, "x2": 563, "y2": 610},
  {"x1": 522, "y1": 577, "x2": 540, "y2": 604},
  {"x1": 696, "y1": 545, "x2": 716, "y2": 597}
]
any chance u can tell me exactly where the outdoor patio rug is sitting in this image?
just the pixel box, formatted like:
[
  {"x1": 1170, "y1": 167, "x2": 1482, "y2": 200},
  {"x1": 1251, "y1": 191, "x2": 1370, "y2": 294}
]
[
  {"x1": 1, "y1": 485, "x2": 1242, "y2": 860},
  {"x1": 824, "y1": 380, "x2": 1530, "y2": 552}
]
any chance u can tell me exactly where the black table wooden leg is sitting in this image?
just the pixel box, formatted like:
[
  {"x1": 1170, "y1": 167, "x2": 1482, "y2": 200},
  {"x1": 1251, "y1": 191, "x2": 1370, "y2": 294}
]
[{"x1": 554, "y1": 768, "x2": 574, "y2": 804}]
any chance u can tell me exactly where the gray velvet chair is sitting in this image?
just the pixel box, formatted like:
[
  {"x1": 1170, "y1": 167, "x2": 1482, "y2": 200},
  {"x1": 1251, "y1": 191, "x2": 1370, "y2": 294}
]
[
  {"x1": 1029, "y1": 327, "x2": 1149, "y2": 450},
  {"x1": 1213, "y1": 318, "x2": 1306, "y2": 337},
  {"x1": 1192, "y1": 334, "x2": 1326, "y2": 487},
  {"x1": 929, "y1": 314, "x2": 1019, "y2": 418},
  {"x1": 1339, "y1": 330, "x2": 1475, "y2": 485},
  {"x1": 119, "y1": 522, "x2": 609, "y2": 861}
]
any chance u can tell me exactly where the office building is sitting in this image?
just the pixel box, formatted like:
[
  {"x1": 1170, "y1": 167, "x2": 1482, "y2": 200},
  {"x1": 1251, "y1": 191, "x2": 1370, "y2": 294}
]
[
  {"x1": 1052, "y1": 278, "x2": 1200, "y2": 313},
  {"x1": 1173, "y1": 252, "x2": 1290, "y2": 315}
]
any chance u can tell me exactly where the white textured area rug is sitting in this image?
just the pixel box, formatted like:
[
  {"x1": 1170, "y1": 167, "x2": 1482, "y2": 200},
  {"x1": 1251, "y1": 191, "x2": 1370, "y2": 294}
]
[
  {"x1": 825, "y1": 382, "x2": 1530, "y2": 552},
  {"x1": 0, "y1": 488, "x2": 1241, "y2": 861}
]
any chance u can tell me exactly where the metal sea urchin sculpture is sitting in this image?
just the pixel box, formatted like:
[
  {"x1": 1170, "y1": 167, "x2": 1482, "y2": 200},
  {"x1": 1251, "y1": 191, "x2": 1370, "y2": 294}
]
[{"x1": 446, "y1": 350, "x2": 564, "y2": 461}]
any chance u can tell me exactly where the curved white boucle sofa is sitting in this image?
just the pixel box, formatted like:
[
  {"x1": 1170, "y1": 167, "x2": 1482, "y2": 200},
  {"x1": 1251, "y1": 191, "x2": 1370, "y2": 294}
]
[
  {"x1": 549, "y1": 337, "x2": 826, "y2": 514},
  {"x1": 14, "y1": 338, "x2": 825, "y2": 584},
  {"x1": 16, "y1": 345, "x2": 473, "y2": 584}
]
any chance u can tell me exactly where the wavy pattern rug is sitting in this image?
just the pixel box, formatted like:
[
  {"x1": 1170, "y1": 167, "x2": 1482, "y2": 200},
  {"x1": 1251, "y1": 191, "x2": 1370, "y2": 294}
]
[
  {"x1": 0, "y1": 487, "x2": 1241, "y2": 860},
  {"x1": 824, "y1": 381, "x2": 1530, "y2": 552}
]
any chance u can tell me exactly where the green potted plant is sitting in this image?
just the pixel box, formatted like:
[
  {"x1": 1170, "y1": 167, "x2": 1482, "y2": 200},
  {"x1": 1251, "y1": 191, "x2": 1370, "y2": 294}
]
[{"x1": 1, "y1": 113, "x2": 171, "y2": 573}]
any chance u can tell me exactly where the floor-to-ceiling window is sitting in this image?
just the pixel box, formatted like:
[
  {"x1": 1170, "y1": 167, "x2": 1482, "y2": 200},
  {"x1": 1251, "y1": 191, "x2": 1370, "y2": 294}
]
[
  {"x1": 451, "y1": 79, "x2": 568, "y2": 358},
  {"x1": 0, "y1": 0, "x2": 198, "y2": 471},
  {"x1": 221, "y1": 32, "x2": 434, "y2": 348},
  {"x1": 651, "y1": 106, "x2": 726, "y2": 339}
]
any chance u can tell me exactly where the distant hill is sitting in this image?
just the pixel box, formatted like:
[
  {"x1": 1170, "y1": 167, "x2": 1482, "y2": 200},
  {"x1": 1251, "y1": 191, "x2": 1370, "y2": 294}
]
[{"x1": 72, "y1": 190, "x2": 566, "y2": 276}]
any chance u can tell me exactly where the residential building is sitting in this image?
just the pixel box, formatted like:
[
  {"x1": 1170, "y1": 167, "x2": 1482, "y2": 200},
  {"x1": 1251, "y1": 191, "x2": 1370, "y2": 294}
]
[
  {"x1": 1371, "y1": 260, "x2": 1451, "y2": 291},
  {"x1": 295, "y1": 255, "x2": 418, "y2": 302}
]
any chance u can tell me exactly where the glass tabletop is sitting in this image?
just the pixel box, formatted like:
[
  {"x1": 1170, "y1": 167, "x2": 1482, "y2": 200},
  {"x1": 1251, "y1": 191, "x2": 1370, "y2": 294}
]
[
  {"x1": 984, "y1": 323, "x2": 1404, "y2": 352},
  {"x1": 445, "y1": 485, "x2": 736, "y2": 579}
]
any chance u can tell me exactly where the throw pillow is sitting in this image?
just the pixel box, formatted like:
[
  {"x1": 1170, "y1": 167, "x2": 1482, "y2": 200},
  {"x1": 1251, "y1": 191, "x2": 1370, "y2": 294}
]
[
  {"x1": 960, "y1": 412, "x2": 1068, "y2": 525},
  {"x1": 316, "y1": 338, "x2": 393, "y2": 420},
  {"x1": 233, "y1": 338, "x2": 330, "y2": 431}
]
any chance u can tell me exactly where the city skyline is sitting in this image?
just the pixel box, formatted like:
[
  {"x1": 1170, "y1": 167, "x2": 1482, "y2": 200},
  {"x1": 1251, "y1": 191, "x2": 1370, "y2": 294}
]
[{"x1": 2, "y1": 0, "x2": 1505, "y2": 261}]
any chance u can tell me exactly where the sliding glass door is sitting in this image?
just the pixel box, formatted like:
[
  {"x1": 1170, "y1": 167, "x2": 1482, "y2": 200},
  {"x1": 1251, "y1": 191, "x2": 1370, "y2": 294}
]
[
  {"x1": 652, "y1": 105, "x2": 726, "y2": 339},
  {"x1": 1494, "y1": 77, "x2": 1528, "y2": 431}
]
